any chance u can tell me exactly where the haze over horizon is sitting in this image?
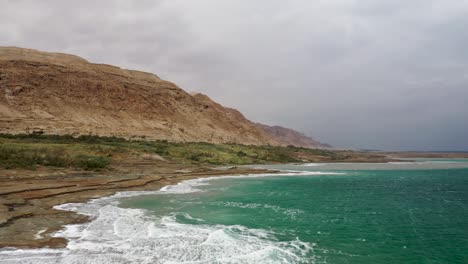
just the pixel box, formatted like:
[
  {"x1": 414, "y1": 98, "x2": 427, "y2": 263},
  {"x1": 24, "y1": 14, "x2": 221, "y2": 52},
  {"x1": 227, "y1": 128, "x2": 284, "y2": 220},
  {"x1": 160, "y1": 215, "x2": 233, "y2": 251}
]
[{"x1": 1, "y1": 0, "x2": 467, "y2": 151}]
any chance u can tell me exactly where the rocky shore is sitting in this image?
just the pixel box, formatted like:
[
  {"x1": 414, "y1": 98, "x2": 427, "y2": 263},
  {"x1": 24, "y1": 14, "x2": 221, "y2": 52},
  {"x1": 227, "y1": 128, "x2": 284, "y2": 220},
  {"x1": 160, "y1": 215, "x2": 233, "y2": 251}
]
[{"x1": 0, "y1": 159, "x2": 276, "y2": 249}]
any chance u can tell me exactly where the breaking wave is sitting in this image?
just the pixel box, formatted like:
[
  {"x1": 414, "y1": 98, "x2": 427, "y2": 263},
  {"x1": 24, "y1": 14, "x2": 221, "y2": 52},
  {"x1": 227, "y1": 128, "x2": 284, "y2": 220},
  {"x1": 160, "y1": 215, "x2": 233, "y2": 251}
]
[{"x1": 0, "y1": 171, "x2": 336, "y2": 263}]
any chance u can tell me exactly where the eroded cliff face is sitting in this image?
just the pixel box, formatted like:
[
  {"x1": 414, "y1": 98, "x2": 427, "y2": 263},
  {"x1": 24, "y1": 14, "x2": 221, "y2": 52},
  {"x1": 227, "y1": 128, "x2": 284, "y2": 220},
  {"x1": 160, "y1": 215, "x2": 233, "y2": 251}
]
[
  {"x1": 0, "y1": 47, "x2": 278, "y2": 145},
  {"x1": 255, "y1": 124, "x2": 332, "y2": 149},
  {"x1": 0, "y1": 47, "x2": 330, "y2": 148}
]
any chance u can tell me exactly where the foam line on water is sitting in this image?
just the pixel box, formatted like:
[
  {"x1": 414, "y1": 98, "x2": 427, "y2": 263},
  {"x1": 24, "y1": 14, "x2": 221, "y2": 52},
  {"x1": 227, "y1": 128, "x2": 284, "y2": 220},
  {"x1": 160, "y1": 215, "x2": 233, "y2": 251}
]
[
  {"x1": 301, "y1": 163, "x2": 325, "y2": 167},
  {"x1": 0, "y1": 170, "x2": 330, "y2": 263}
]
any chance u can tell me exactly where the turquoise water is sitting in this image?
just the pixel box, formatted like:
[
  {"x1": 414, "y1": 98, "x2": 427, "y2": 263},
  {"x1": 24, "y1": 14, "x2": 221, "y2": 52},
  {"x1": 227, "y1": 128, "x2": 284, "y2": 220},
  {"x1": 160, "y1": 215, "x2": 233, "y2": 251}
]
[
  {"x1": 1, "y1": 160, "x2": 468, "y2": 263},
  {"x1": 121, "y1": 161, "x2": 468, "y2": 263}
]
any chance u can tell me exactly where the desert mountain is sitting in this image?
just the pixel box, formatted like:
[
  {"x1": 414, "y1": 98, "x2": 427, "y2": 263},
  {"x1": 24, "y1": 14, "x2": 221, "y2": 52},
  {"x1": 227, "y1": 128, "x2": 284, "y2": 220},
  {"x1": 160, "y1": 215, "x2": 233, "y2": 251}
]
[
  {"x1": 0, "y1": 46, "x2": 330, "y2": 148},
  {"x1": 255, "y1": 123, "x2": 332, "y2": 149}
]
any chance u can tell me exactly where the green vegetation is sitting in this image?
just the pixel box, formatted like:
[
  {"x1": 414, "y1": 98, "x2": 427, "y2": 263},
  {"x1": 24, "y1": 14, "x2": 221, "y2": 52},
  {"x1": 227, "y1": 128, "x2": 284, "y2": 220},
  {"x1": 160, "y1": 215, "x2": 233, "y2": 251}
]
[
  {"x1": 0, "y1": 133, "x2": 350, "y2": 170},
  {"x1": 0, "y1": 141, "x2": 111, "y2": 170}
]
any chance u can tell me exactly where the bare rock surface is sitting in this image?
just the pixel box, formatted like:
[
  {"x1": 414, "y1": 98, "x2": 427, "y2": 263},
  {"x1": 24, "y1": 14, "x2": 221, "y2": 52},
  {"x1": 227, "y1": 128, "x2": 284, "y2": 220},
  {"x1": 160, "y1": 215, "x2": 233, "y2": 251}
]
[
  {"x1": 0, "y1": 47, "x2": 270, "y2": 145},
  {"x1": 255, "y1": 123, "x2": 332, "y2": 149},
  {"x1": 0, "y1": 46, "x2": 330, "y2": 148}
]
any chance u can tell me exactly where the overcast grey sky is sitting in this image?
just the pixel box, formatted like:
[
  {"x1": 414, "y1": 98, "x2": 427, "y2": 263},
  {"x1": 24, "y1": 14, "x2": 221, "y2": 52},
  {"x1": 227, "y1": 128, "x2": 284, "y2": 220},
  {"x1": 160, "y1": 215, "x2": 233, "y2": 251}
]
[{"x1": 1, "y1": 0, "x2": 467, "y2": 151}]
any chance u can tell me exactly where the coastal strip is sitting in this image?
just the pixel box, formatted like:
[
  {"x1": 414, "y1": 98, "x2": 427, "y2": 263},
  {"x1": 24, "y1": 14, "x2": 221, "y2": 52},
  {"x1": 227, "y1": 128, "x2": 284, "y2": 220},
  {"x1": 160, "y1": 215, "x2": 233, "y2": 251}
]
[{"x1": 0, "y1": 164, "x2": 279, "y2": 249}]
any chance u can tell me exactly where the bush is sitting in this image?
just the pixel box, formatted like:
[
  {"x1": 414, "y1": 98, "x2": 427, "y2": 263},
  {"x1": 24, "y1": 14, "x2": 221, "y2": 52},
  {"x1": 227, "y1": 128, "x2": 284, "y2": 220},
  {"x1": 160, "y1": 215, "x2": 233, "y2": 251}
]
[
  {"x1": 0, "y1": 145, "x2": 68, "y2": 169},
  {"x1": 0, "y1": 133, "x2": 352, "y2": 167},
  {"x1": 236, "y1": 151, "x2": 247, "y2": 157},
  {"x1": 75, "y1": 155, "x2": 110, "y2": 170},
  {"x1": 0, "y1": 143, "x2": 111, "y2": 170}
]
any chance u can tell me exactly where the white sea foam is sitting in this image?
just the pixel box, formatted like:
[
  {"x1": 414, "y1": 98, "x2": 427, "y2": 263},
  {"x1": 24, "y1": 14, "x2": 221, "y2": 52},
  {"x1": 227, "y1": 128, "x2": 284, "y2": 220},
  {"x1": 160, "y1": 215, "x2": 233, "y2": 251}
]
[
  {"x1": 210, "y1": 201, "x2": 305, "y2": 220},
  {"x1": 301, "y1": 163, "x2": 324, "y2": 167},
  {"x1": 33, "y1": 229, "x2": 47, "y2": 240},
  {"x1": 0, "y1": 171, "x2": 333, "y2": 264}
]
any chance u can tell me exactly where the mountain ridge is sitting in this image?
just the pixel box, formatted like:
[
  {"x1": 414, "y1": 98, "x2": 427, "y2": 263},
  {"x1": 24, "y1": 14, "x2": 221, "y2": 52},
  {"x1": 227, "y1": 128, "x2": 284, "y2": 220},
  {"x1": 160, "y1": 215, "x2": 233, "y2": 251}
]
[
  {"x1": 0, "y1": 46, "x2": 330, "y2": 148},
  {"x1": 255, "y1": 123, "x2": 332, "y2": 149}
]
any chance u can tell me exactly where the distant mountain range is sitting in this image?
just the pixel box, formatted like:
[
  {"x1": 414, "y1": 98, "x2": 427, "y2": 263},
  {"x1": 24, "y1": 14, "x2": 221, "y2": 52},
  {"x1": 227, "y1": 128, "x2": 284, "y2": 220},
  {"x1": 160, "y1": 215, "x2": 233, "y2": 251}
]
[{"x1": 0, "y1": 46, "x2": 330, "y2": 149}]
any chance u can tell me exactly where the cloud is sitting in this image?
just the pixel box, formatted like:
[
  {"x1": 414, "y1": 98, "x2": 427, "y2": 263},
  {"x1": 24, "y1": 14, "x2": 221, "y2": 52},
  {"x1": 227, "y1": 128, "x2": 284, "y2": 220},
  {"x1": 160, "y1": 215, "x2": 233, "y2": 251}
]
[{"x1": 1, "y1": 0, "x2": 467, "y2": 150}]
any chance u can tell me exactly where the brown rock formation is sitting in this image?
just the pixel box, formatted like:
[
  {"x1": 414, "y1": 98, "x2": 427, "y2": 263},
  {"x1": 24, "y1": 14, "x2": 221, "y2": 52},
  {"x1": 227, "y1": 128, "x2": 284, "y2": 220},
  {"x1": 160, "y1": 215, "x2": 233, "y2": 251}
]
[
  {"x1": 0, "y1": 46, "x2": 330, "y2": 148},
  {"x1": 0, "y1": 47, "x2": 270, "y2": 145},
  {"x1": 255, "y1": 123, "x2": 332, "y2": 149}
]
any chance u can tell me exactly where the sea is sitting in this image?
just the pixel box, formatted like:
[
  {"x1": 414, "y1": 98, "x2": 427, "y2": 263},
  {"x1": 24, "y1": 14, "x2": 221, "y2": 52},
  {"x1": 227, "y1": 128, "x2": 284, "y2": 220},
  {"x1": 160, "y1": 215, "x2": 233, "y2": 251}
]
[{"x1": 1, "y1": 159, "x2": 467, "y2": 263}]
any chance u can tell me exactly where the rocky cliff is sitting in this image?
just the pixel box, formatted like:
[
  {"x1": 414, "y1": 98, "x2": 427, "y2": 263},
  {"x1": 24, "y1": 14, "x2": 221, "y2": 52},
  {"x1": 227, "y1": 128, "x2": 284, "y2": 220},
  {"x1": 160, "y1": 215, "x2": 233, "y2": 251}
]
[
  {"x1": 0, "y1": 46, "x2": 330, "y2": 148},
  {"x1": 255, "y1": 123, "x2": 332, "y2": 149}
]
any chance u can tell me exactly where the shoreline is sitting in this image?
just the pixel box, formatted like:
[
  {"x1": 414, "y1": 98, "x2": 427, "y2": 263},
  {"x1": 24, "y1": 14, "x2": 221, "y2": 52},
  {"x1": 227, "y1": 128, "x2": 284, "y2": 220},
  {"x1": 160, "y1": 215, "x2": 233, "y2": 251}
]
[
  {"x1": 2, "y1": 154, "x2": 466, "y2": 250},
  {"x1": 2, "y1": 162, "x2": 468, "y2": 263},
  {"x1": 1, "y1": 170, "x2": 329, "y2": 263},
  {"x1": 0, "y1": 163, "x2": 280, "y2": 249}
]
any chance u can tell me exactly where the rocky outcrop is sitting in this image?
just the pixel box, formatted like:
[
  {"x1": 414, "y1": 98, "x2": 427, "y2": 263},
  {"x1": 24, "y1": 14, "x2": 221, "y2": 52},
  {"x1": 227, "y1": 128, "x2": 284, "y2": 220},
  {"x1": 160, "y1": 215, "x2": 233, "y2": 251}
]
[
  {"x1": 0, "y1": 47, "x2": 272, "y2": 145},
  {"x1": 255, "y1": 123, "x2": 332, "y2": 149},
  {"x1": 0, "y1": 46, "x2": 330, "y2": 148}
]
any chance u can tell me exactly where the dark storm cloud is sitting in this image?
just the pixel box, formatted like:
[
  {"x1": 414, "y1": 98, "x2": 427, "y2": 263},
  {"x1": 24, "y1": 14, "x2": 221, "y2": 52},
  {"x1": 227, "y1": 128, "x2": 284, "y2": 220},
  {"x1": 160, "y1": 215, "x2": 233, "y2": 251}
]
[{"x1": 1, "y1": 0, "x2": 468, "y2": 150}]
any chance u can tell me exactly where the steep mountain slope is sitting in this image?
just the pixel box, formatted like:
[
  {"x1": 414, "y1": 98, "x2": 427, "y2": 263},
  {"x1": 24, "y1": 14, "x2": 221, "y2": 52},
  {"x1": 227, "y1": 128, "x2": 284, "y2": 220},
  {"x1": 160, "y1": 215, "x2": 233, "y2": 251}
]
[
  {"x1": 255, "y1": 123, "x2": 332, "y2": 149},
  {"x1": 0, "y1": 47, "x2": 329, "y2": 148}
]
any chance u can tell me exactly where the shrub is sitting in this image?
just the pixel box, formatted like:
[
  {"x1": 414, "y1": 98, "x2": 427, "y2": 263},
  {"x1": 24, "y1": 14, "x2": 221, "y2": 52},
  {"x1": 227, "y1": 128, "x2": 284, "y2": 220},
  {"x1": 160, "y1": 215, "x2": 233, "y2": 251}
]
[
  {"x1": 236, "y1": 151, "x2": 247, "y2": 157},
  {"x1": 75, "y1": 155, "x2": 110, "y2": 170}
]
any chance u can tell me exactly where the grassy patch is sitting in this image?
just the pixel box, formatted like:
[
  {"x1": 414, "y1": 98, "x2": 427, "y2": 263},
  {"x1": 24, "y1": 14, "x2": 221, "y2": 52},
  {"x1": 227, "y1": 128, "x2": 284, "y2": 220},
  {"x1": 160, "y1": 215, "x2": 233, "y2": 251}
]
[
  {"x1": 0, "y1": 133, "x2": 352, "y2": 170},
  {"x1": 0, "y1": 143, "x2": 110, "y2": 170}
]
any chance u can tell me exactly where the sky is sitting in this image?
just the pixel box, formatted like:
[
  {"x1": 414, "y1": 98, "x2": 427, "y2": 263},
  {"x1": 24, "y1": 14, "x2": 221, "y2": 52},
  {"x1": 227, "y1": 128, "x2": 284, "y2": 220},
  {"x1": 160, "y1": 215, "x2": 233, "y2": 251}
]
[{"x1": 1, "y1": 0, "x2": 467, "y2": 151}]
